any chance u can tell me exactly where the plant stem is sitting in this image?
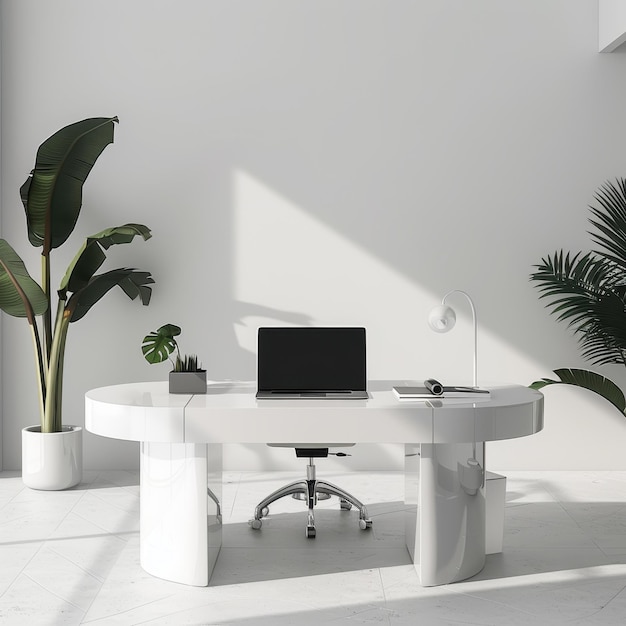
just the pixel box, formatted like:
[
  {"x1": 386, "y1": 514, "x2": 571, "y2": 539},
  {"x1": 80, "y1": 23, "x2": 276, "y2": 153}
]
[
  {"x1": 43, "y1": 301, "x2": 70, "y2": 433},
  {"x1": 41, "y1": 252, "x2": 52, "y2": 369},
  {"x1": 29, "y1": 321, "x2": 46, "y2": 424}
]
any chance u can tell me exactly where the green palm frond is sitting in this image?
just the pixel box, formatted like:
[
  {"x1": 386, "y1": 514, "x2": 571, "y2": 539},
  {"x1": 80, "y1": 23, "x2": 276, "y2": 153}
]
[
  {"x1": 530, "y1": 368, "x2": 626, "y2": 414},
  {"x1": 530, "y1": 250, "x2": 626, "y2": 365},
  {"x1": 531, "y1": 178, "x2": 626, "y2": 410},
  {"x1": 589, "y1": 179, "x2": 626, "y2": 270}
]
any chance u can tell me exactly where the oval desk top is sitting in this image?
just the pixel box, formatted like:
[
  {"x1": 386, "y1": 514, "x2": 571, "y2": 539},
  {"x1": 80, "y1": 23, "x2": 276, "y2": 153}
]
[{"x1": 86, "y1": 380, "x2": 543, "y2": 445}]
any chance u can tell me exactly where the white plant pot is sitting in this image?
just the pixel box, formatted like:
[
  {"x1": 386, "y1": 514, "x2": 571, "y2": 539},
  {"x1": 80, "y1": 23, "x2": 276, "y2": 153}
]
[{"x1": 22, "y1": 425, "x2": 83, "y2": 490}]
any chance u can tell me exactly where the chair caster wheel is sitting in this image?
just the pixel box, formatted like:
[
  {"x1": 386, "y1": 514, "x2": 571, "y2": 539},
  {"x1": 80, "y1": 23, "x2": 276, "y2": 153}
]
[
  {"x1": 250, "y1": 518, "x2": 262, "y2": 530},
  {"x1": 260, "y1": 506, "x2": 269, "y2": 518},
  {"x1": 340, "y1": 499, "x2": 352, "y2": 511},
  {"x1": 359, "y1": 518, "x2": 372, "y2": 530},
  {"x1": 306, "y1": 525, "x2": 316, "y2": 538}
]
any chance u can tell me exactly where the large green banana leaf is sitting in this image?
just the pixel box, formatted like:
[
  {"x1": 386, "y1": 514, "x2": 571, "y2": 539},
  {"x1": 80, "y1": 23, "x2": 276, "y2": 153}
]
[
  {"x1": 66, "y1": 269, "x2": 153, "y2": 322},
  {"x1": 59, "y1": 224, "x2": 152, "y2": 295},
  {"x1": 19, "y1": 117, "x2": 118, "y2": 252},
  {"x1": 530, "y1": 368, "x2": 626, "y2": 414},
  {"x1": 0, "y1": 239, "x2": 48, "y2": 319}
]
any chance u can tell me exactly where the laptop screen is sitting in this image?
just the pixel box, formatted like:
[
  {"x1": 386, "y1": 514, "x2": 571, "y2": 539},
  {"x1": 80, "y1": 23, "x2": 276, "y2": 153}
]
[{"x1": 257, "y1": 327, "x2": 366, "y2": 392}]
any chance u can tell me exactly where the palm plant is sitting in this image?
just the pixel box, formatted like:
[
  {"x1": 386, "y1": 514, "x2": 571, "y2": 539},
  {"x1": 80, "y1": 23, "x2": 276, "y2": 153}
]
[
  {"x1": 529, "y1": 178, "x2": 626, "y2": 415},
  {"x1": 0, "y1": 117, "x2": 154, "y2": 433}
]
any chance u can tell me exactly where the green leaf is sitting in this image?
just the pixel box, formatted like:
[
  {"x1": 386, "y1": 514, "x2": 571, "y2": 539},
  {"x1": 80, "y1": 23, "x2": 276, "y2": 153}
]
[
  {"x1": 0, "y1": 239, "x2": 48, "y2": 319},
  {"x1": 173, "y1": 354, "x2": 203, "y2": 372},
  {"x1": 142, "y1": 324, "x2": 182, "y2": 364},
  {"x1": 65, "y1": 268, "x2": 154, "y2": 322},
  {"x1": 60, "y1": 223, "x2": 152, "y2": 294},
  {"x1": 530, "y1": 250, "x2": 626, "y2": 366},
  {"x1": 589, "y1": 179, "x2": 626, "y2": 270},
  {"x1": 20, "y1": 117, "x2": 118, "y2": 252},
  {"x1": 530, "y1": 368, "x2": 626, "y2": 414}
]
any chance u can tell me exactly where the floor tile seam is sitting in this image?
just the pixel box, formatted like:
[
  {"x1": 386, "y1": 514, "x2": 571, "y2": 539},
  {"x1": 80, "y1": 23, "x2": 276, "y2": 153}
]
[
  {"x1": 501, "y1": 546, "x2": 613, "y2": 555},
  {"x1": 0, "y1": 482, "x2": 28, "y2": 512},
  {"x1": 46, "y1": 542, "x2": 110, "y2": 584},
  {"x1": 70, "y1": 508, "x2": 139, "y2": 543},
  {"x1": 77, "y1": 526, "x2": 156, "y2": 622},
  {"x1": 63, "y1": 481, "x2": 94, "y2": 517},
  {"x1": 91, "y1": 482, "x2": 140, "y2": 495},
  {"x1": 80, "y1": 592, "x2": 180, "y2": 624},
  {"x1": 50, "y1": 511, "x2": 131, "y2": 544},
  {"x1": 453, "y1": 589, "x2": 548, "y2": 618},
  {"x1": 87, "y1": 469, "x2": 139, "y2": 489},
  {"x1": 225, "y1": 478, "x2": 242, "y2": 520},
  {"x1": 376, "y1": 566, "x2": 390, "y2": 608},
  {"x1": 365, "y1": 504, "x2": 412, "y2": 518},
  {"x1": 598, "y1": 545, "x2": 626, "y2": 557},
  {"x1": 0, "y1": 510, "x2": 42, "y2": 529},
  {"x1": 86, "y1": 487, "x2": 141, "y2": 513},
  {"x1": 117, "y1": 597, "x2": 329, "y2": 626},
  {"x1": 592, "y1": 582, "x2": 626, "y2": 615},
  {"x1": 21, "y1": 569, "x2": 88, "y2": 615},
  {"x1": 557, "y1": 500, "x2": 619, "y2": 553},
  {"x1": 0, "y1": 526, "x2": 52, "y2": 599}
]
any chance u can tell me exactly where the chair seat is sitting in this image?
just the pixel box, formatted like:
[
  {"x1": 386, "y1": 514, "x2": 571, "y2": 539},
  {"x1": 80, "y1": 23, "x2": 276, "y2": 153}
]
[
  {"x1": 267, "y1": 443, "x2": 356, "y2": 448},
  {"x1": 250, "y1": 443, "x2": 371, "y2": 537}
]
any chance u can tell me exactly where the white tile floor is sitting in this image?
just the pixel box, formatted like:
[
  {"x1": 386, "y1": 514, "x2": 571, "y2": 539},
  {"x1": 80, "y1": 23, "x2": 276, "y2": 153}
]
[{"x1": 1, "y1": 470, "x2": 626, "y2": 625}]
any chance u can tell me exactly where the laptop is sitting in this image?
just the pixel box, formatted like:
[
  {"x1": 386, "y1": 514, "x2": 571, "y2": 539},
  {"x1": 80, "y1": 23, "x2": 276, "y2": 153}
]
[{"x1": 256, "y1": 327, "x2": 368, "y2": 399}]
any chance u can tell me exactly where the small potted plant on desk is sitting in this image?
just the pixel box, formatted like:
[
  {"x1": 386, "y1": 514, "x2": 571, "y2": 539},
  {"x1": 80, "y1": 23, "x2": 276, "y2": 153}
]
[{"x1": 142, "y1": 323, "x2": 207, "y2": 393}]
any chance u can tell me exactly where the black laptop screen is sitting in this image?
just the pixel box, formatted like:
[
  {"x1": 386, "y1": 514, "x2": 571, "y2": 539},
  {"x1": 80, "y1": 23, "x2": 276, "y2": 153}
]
[{"x1": 257, "y1": 327, "x2": 366, "y2": 392}]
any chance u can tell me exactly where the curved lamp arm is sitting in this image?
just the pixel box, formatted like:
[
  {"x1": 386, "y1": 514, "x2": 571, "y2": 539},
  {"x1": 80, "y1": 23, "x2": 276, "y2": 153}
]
[{"x1": 427, "y1": 290, "x2": 477, "y2": 387}]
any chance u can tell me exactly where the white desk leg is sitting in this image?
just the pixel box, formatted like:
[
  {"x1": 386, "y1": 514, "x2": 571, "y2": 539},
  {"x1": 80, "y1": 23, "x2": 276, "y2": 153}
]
[
  {"x1": 405, "y1": 442, "x2": 486, "y2": 586},
  {"x1": 140, "y1": 442, "x2": 222, "y2": 586}
]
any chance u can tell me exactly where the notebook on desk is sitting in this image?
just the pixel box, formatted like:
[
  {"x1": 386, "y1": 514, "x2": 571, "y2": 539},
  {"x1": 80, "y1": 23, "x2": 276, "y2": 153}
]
[{"x1": 256, "y1": 327, "x2": 368, "y2": 399}]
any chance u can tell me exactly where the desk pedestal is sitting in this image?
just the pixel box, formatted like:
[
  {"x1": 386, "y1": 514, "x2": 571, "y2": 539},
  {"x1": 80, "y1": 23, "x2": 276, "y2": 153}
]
[
  {"x1": 406, "y1": 442, "x2": 486, "y2": 586},
  {"x1": 140, "y1": 442, "x2": 222, "y2": 586},
  {"x1": 138, "y1": 441, "x2": 485, "y2": 587}
]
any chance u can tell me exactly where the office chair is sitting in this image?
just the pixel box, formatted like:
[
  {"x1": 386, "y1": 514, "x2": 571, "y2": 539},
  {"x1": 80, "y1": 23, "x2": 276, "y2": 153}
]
[{"x1": 249, "y1": 444, "x2": 372, "y2": 538}]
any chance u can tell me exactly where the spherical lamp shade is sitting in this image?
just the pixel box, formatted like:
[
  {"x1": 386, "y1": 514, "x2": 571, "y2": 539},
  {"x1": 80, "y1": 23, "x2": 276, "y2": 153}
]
[{"x1": 428, "y1": 304, "x2": 457, "y2": 333}]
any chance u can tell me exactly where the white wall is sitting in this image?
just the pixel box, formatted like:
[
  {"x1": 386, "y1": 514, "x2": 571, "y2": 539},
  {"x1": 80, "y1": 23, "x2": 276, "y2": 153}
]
[
  {"x1": 2, "y1": 0, "x2": 626, "y2": 472},
  {"x1": 599, "y1": 0, "x2": 626, "y2": 52}
]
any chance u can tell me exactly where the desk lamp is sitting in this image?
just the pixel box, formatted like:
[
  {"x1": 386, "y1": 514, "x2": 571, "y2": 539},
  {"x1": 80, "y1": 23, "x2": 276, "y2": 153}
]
[
  {"x1": 427, "y1": 289, "x2": 477, "y2": 388},
  {"x1": 428, "y1": 289, "x2": 483, "y2": 495}
]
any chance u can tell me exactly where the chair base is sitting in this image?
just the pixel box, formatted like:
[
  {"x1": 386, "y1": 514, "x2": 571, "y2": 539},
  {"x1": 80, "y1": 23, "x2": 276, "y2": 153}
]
[{"x1": 249, "y1": 457, "x2": 372, "y2": 537}]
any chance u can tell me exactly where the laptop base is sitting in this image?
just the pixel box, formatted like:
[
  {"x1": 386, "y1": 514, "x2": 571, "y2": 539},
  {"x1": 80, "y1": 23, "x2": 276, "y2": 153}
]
[{"x1": 256, "y1": 391, "x2": 368, "y2": 400}]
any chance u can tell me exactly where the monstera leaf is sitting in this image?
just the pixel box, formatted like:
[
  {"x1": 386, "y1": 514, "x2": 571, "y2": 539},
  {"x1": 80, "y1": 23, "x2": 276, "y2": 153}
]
[{"x1": 141, "y1": 324, "x2": 182, "y2": 364}]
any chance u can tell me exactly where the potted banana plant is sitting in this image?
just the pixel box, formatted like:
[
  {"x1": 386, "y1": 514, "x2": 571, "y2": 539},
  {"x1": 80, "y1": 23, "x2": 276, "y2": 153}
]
[
  {"x1": 0, "y1": 116, "x2": 154, "y2": 490},
  {"x1": 142, "y1": 323, "x2": 207, "y2": 393}
]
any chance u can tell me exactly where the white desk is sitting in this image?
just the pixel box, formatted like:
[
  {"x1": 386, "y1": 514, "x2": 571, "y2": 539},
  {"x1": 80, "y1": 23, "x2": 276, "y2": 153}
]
[{"x1": 85, "y1": 380, "x2": 543, "y2": 587}]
